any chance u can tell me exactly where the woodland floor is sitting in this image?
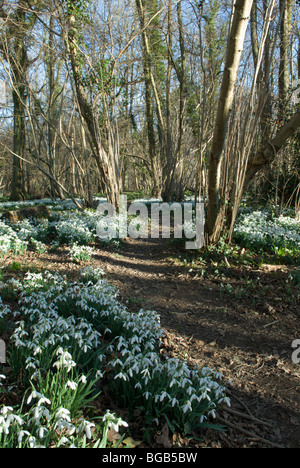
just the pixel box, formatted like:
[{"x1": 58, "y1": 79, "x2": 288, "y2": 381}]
[{"x1": 1, "y1": 235, "x2": 300, "y2": 448}]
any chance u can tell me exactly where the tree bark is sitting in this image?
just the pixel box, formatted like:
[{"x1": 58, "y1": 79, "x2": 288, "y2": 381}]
[
  {"x1": 206, "y1": 0, "x2": 254, "y2": 244},
  {"x1": 47, "y1": 11, "x2": 58, "y2": 199},
  {"x1": 162, "y1": 0, "x2": 174, "y2": 201},
  {"x1": 64, "y1": 9, "x2": 120, "y2": 208},
  {"x1": 245, "y1": 109, "x2": 300, "y2": 187},
  {"x1": 135, "y1": 0, "x2": 162, "y2": 198},
  {"x1": 279, "y1": 0, "x2": 292, "y2": 124},
  {"x1": 10, "y1": 5, "x2": 27, "y2": 201}
]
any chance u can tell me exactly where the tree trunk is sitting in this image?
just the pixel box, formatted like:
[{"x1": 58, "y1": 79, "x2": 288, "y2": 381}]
[
  {"x1": 279, "y1": 0, "x2": 292, "y2": 124},
  {"x1": 172, "y1": 0, "x2": 186, "y2": 201},
  {"x1": 245, "y1": 109, "x2": 300, "y2": 187},
  {"x1": 162, "y1": 0, "x2": 174, "y2": 201},
  {"x1": 11, "y1": 82, "x2": 26, "y2": 201},
  {"x1": 135, "y1": 0, "x2": 162, "y2": 198},
  {"x1": 47, "y1": 11, "x2": 58, "y2": 199},
  {"x1": 10, "y1": 6, "x2": 27, "y2": 201},
  {"x1": 205, "y1": 0, "x2": 254, "y2": 244},
  {"x1": 65, "y1": 9, "x2": 120, "y2": 208}
]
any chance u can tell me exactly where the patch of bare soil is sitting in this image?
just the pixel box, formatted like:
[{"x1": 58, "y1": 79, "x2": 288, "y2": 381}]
[{"x1": 2, "y1": 237, "x2": 300, "y2": 448}]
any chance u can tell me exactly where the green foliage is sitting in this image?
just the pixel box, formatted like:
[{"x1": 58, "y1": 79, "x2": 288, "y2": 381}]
[
  {"x1": 144, "y1": 0, "x2": 167, "y2": 90},
  {"x1": 10, "y1": 261, "x2": 22, "y2": 271},
  {"x1": 66, "y1": 0, "x2": 91, "y2": 24},
  {"x1": 289, "y1": 268, "x2": 300, "y2": 287}
]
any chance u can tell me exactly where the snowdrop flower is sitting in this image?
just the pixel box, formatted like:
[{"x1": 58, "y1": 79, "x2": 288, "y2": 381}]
[
  {"x1": 65, "y1": 380, "x2": 77, "y2": 391},
  {"x1": 109, "y1": 417, "x2": 128, "y2": 433},
  {"x1": 28, "y1": 436, "x2": 37, "y2": 448},
  {"x1": 0, "y1": 418, "x2": 9, "y2": 435},
  {"x1": 53, "y1": 349, "x2": 76, "y2": 373},
  {"x1": 159, "y1": 391, "x2": 170, "y2": 402},
  {"x1": 102, "y1": 411, "x2": 114, "y2": 422},
  {"x1": 27, "y1": 390, "x2": 44, "y2": 405},
  {"x1": 114, "y1": 372, "x2": 127, "y2": 381},
  {"x1": 7, "y1": 413, "x2": 24, "y2": 426},
  {"x1": 171, "y1": 398, "x2": 179, "y2": 407},
  {"x1": 1, "y1": 406, "x2": 14, "y2": 415},
  {"x1": 223, "y1": 397, "x2": 231, "y2": 407},
  {"x1": 38, "y1": 426, "x2": 48, "y2": 439},
  {"x1": 112, "y1": 358, "x2": 123, "y2": 367},
  {"x1": 182, "y1": 401, "x2": 193, "y2": 414},
  {"x1": 55, "y1": 408, "x2": 71, "y2": 423},
  {"x1": 79, "y1": 375, "x2": 87, "y2": 384},
  {"x1": 58, "y1": 436, "x2": 70, "y2": 446},
  {"x1": 25, "y1": 357, "x2": 39, "y2": 371},
  {"x1": 27, "y1": 406, "x2": 48, "y2": 426},
  {"x1": 77, "y1": 418, "x2": 95, "y2": 439},
  {"x1": 33, "y1": 346, "x2": 43, "y2": 356},
  {"x1": 54, "y1": 419, "x2": 76, "y2": 435},
  {"x1": 102, "y1": 411, "x2": 128, "y2": 433},
  {"x1": 0, "y1": 374, "x2": 6, "y2": 386},
  {"x1": 169, "y1": 378, "x2": 178, "y2": 388},
  {"x1": 18, "y1": 430, "x2": 31, "y2": 443}
]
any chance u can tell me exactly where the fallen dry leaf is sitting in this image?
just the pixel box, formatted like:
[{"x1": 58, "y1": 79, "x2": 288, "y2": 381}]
[
  {"x1": 108, "y1": 428, "x2": 122, "y2": 443},
  {"x1": 155, "y1": 423, "x2": 172, "y2": 448}
]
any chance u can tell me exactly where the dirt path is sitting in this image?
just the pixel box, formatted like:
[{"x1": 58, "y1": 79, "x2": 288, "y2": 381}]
[{"x1": 90, "y1": 237, "x2": 300, "y2": 448}]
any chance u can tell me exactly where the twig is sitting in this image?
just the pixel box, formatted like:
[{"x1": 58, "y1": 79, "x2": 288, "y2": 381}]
[
  {"x1": 263, "y1": 320, "x2": 278, "y2": 328},
  {"x1": 216, "y1": 415, "x2": 282, "y2": 448},
  {"x1": 224, "y1": 407, "x2": 273, "y2": 428},
  {"x1": 226, "y1": 389, "x2": 253, "y2": 416}
]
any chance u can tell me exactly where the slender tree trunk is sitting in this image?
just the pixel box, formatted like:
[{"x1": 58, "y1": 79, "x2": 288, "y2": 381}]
[
  {"x1": 206, "y1": 0, "x2": 254, "y2": 244},
  {"x1": 10, "y1": 6, "x2": 27, "y2": 201},
  {"x1": 195, "y1": 0, "x2": 207, "y2": 205},
  {"x1": 250, "y1": 1, "x2": 260, "y2": 77},
  {"x1": 162, "y1": 0, "x2": 174, "y2": 201},
  {"x1": 279, "y1": 0, "x2": 292, "y2": 124},
  {"x1": 298, "y1": 33, "x2": 300, "y2": 79},
  {"x1": 162, "y1": 0, "x2": 186, "y2": 202},
  {"x1": 171, "y1": 0, "x2": 186, "y2": 201},
  {"x1": 135, "y1": 0, "x2": 162, "y2": 198},
  {"x1": 64, "y1": 8, "x2": 120, "y2": 208},
  {"x1": 47, "y1": 12, "x2": 58, "y2": 199},
  {"x1": 11, "y1": 81, "x2": 26, "y2": 201}
]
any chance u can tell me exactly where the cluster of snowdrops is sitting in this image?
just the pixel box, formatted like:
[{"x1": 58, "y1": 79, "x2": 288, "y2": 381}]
[
  {"x1": 233, "y1": 208, "x2": 300, "y2": 257},
  {"x1": 0, "y1": 200, "x2": 231, "y2": 448}
]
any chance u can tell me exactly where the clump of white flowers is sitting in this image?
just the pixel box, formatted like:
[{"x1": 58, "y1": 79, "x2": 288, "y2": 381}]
[
  {"x1": 234, "y1": 210, "x2": 300, "y2": 253},
  {"x1": 0, "y1": 264, "x2": 230, "y2": 448},
  {"x1": 0, "y1": 220, "x2": 28, "y2": 257},
  {"x1": 69, "y1": 243, "x2": 95, "y2": 262},
  {"x1": 0, "y1": 198, "x2": 82, "y2": 211}
]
